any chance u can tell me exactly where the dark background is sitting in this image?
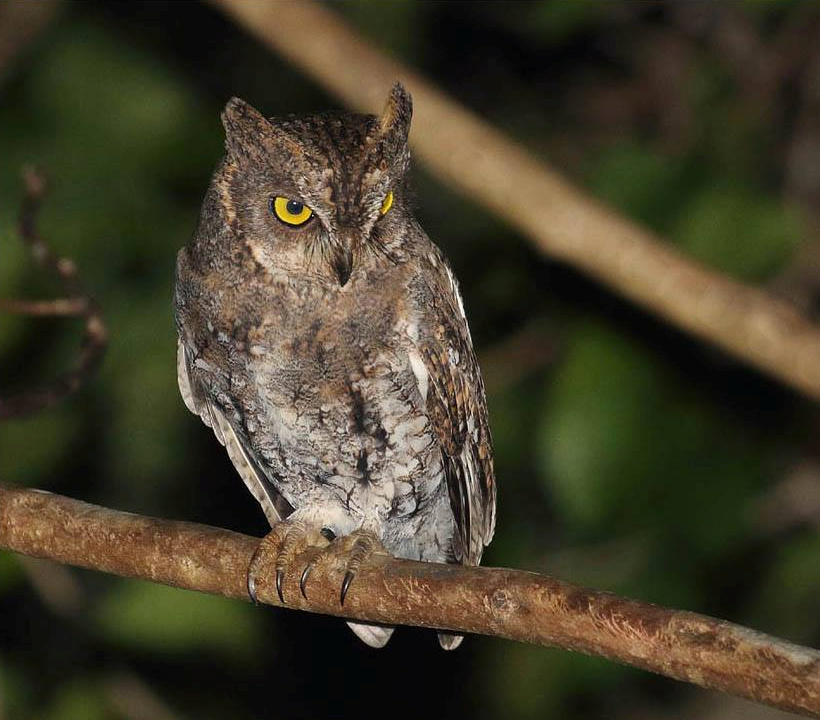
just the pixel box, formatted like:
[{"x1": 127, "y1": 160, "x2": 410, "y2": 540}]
[{"x1": 1, "y1": 2, "x2": 819, "y2": 719}]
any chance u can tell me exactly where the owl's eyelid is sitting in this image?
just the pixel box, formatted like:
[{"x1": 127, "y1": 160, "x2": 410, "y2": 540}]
[{"x1": 268, "y1": 192, "x2": 310, "y2": 208}]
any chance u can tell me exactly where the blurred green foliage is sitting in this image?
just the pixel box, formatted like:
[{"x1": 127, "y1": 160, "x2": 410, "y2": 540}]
[
  {"x1": 1, "y1": 3, "x2": 817, "y2": 720},
  {"x1": 98, "y1": 582, "x2": 260, "y2": 660}
]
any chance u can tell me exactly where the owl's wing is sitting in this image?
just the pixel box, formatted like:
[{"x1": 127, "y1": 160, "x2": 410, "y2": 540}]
[
  {"x1": 177, "y1": 340, "x2": 291, "y2": 525},
  {"x1": 415, "y1": 262, "x2": 496, "y2": 566}
]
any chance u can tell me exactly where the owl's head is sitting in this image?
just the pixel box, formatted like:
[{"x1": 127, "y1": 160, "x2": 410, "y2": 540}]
[{"x1": 202, "y1": 83, "x2": 414, "y2": 287}]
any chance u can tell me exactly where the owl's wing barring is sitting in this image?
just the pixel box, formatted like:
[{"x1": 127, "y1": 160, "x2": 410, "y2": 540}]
[
  {"x1": 177, "y1": 340, "x2": 291, "y2": 525},
  {"x1": 414, "y1": 267, "x2": 496, "y2": 567}
]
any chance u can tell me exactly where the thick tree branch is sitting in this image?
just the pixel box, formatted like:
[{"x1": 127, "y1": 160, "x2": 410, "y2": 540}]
[
  {"x1": 212, "y1": 0, "x2": 820, "y2": 401},
  {"x1": 1, "y1": 483, "x2": 817, "y2": 717}
]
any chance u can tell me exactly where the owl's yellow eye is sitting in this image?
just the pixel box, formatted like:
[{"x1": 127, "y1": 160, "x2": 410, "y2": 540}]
[
  {"x1": 380, "y1": 191, "x2": 394, "y2": 216},
  {"x1": 271, "y1": 196, "x2": 313, "y2": 226}
]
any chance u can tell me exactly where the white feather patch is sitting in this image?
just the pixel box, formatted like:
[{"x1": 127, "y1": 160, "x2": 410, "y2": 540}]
[{"x1": 408, "y1": 349, "x2": 429, "y2": 403}]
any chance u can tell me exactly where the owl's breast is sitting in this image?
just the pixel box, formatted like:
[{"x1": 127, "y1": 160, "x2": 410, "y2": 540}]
[{"x1": 235, "y1": 276, "x2": 446, "y2": 535}]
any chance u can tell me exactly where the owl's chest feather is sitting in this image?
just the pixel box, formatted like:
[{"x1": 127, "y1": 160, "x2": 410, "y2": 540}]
[{"x1": 225, "y1": 274, "x2": 442, "y2": 528}]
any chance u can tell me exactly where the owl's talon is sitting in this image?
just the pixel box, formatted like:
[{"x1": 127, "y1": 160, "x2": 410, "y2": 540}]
[
  {"x1": 275, "y1": 568, "x2": 285, "y2": 603},
  {"x1": 247, "y1": 533, "x2": 278, "y2": 604},
  {"x1": 247, "y1": 573, "x2": 259, "y2": 605},
  {"x1": 335, "y1": 530, "x2": 384, "y2": 606},
  {"x1": 299, "y1": 563, "x2": 313, "y2": 599},
  {"x1": 340, "y1": 569, "x2": 355, "y2": 605},
  {"x1": 246, "y1": 520, "x2": 330, "y2": 605}
]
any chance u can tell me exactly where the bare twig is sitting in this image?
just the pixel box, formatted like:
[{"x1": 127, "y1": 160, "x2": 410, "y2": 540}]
[
  {"x1": 0, "y1": 298, "x2": 90, "y2": 317},
  {"x1": 0, "y1": 167, "x2": 107, "y2": 420},
  {"x1": 0, "y1": 483, "x2": 817, "y2": 717},
  {"x1": 211, "y1": 0, "x2": 820, "y2": 401}
]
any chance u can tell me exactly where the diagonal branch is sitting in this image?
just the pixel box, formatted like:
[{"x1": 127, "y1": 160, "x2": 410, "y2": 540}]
[
  {"x1": 0, "y1": 483, "x2": 817, "y2": 717},
  {"x1": 0, "y1": 167, "x2": 107, "y2": 421},
  {"x1": 211, "y1": 0, "x2": 820, "y2": 402}
]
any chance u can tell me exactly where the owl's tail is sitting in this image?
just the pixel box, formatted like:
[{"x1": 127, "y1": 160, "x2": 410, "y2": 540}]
[
  {"x1": 347, "y1": 621, "x2": 465, "y2": 650},
  {"x1": 347, "y1": 621, "x2": 394, "y2": 649},
  {"x1": 437, "y1": 632, "x2": 464, "y2": 650}
]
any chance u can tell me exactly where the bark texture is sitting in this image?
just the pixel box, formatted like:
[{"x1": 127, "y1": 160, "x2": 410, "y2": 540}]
[{"x1": 1, "y1": 483, "x2": 818, "y2": 718}]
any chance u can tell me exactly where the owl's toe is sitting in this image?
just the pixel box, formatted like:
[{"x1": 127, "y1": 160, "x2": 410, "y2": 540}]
[
  {"x1": 297, "y1": 526, "x2": 337, "y2": 599},
  {"x1": 334, "y1": 529, "x2": 386, "y2": 605},
  {"x1": 246, "y1": 520, "x2": 331, "y2": 605}
]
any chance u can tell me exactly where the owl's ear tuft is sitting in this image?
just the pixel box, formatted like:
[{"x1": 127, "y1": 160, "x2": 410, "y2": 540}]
[
  {"x1": 221, "y1": 97, "x2": 273, "y2": 158},
  {"x1": 379, "y1": 82, "x2": 413, "y2": 145}
]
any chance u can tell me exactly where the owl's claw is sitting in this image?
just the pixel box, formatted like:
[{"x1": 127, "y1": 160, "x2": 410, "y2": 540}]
[
  {"x1": 247, "y1": 571, "x2": 259, "y2": 605},
  {"x1": 246, "y1": 520, "x2": 329, "y2": 605},
  {"x1": 275, "y1": 568, "x2": 285, "y2": 604},
  {"x1": 299, "y1": 563, "x2": 313, "y2": 599},
  {"x1": 336, "y1": 530, "x2": 384, "y2": 606},
  {"x1": 341, "y1": 570, "x2": 355, "y2": 605},
  {"x1": 297, "y1": 528, "x2": 335, "y2": 599},
  {"x1": 246, "y1": 524, "x2": 385, "y2": 606}
]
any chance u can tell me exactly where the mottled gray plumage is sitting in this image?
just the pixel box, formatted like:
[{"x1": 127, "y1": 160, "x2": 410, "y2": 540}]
[{"x1": 174, "y1": 84, "x2": 496, "y2": 649}]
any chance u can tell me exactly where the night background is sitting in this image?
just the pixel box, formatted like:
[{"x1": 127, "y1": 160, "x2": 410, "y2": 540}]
[{"x1": 1, "y1": 2, "x2": 819, "y2": 719}]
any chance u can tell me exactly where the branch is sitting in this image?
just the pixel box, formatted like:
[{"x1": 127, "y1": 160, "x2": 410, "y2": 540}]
[
  {"x1": 1, "y1": 483, "x2": 817, "y2": 717},
  {"x1": 212, "y1": 0, "x2": 820, "y2": 402},
  {"x1": 0, "y1": 167, "x2": 107, "y2": 420}
]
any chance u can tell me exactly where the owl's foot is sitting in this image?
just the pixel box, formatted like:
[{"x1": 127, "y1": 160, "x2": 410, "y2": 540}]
[
  {"x1": 334, "y1": 529, "x2": 386, "y2": 606},
  {"x1": 246, "y1": 520, "x2": 331, "y2": 605},
  {"x1": 294, "y1": 528, "x2": 387, "y2": 604}
]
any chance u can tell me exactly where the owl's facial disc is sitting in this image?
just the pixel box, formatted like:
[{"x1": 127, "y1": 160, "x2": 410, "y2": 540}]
[{"x1": 219, "y1": 89, "x2": 411, "y2": 288}]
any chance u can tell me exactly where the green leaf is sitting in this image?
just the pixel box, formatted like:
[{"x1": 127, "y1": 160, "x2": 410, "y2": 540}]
[
  {"x1": 0, "y1": 551, "x2": 24, "y2": 593},
  {"x1": 523, "y1": 1, "x2": 609, "y2": 44},
  {"x1": 746, "y1": 533, "x2": 820, "y2": 641},
  {"x1": 43, "y1": 680, "x2": 108, "y2": 720},
  {"x1": 537, "y1": 321, "x2": 768, "y2": 556},
  {"x1": 0, "y1": 660, "x2": 32, "y2": 720},
  {"x1": 483, "y1": 640, "x2": 633, "y2": 720},
  {"x1": 588, "y1": 142, "x2": 693, "y2": 233},
  {"x1": 96, "y1": 580, "x2": 261, "y2": 660},
  {"x1": 537, "y1": 322, "x2": 664, "y2": 530},
  {"x1": 672, "y1": 185, "x2": 804, "y2": 280},
  {"x1": 0, "y1": 407, "x2": 79, "y2": 486}
]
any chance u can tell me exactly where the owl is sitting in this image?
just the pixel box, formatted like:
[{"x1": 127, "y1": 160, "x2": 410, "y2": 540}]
[{"x1": 174, "y1": 83, "x2": 496, "y2": 649}]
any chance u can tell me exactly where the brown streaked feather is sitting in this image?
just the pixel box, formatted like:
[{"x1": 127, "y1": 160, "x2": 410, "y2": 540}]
[
  {"x1": 378, "y1": 82, "x2": 413, "y2": 140},
  {"x1": 177, "y1": 340, "x2": 292, "y2": 524},
  {"x1": 417, "y1": 257, "x2": 496, "y2": 565}
]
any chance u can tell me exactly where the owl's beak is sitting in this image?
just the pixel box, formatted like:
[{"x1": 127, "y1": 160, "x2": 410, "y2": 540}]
[{"x1": 332, "y1": 245, "x2": 354, "y2": 287}]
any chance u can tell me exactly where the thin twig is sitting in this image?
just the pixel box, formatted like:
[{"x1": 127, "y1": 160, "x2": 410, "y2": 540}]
[
  {"x1": 0, "y1": 298, "x2": 90, "y2": 317},
  {"x1": 0, "y1": 483, "x2": 817, "y2": 717},
  {"x1": 0, "y1": 167, "x2": 107, "y2": 421},
  {"x1": 211, "y1": 0, "x2": 820, "y2": 401}
]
